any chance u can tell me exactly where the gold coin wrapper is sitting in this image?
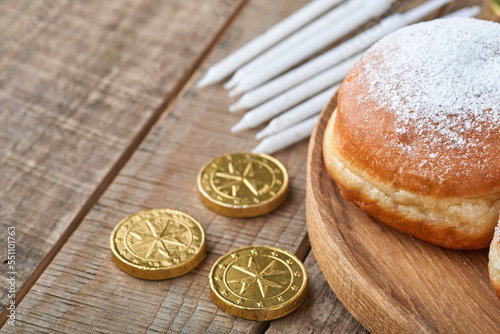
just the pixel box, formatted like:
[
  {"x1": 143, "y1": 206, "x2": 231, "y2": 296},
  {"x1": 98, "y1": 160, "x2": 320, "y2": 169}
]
[
  {"x1": 110, "y1": 209, "x2": 206, "y2": 280},
  {"x1": 209, "y1": 245, "x2": 308, "y2": 321},
  {"x1": 110, "y1": 154, "x2": 306, "y2": 321},
  {"x1": 197, "y1": 152, "x2": 289, "y2": 218}
]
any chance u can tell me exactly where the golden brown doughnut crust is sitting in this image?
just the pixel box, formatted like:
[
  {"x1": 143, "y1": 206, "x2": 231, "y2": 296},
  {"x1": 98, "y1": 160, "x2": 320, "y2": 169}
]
[
  {"x1": 324, "y1": 111, "x2": 500, "y2": 249},
  {"x1": 323, "y1": 18, "x2": 500, "y2": 249},
  {"x1": 335, "y1": 62, "x2": 500, "y2": 198},
  {"x1": 333, "y1": 19, "x2": 500, "y2": 198}
]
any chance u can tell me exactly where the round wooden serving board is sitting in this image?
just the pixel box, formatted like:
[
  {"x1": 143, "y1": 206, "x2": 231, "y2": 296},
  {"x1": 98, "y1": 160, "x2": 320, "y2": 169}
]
[{"x1": 306, "y1": 95, "x2": 500, "y2": 333}]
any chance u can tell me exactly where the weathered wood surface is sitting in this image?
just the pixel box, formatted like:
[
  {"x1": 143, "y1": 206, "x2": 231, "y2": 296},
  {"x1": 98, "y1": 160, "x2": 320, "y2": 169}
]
[
  {"x1": 266, "y1": 251, "x2": 369, "y2": 334},
  {"x1": 0, "y1": 0, "x2": 245, "y2": 319},
  {"x1": 2, "y1": 0, "x2": 315, "y2": 332},
  {"x1": 2, "y1": 0, "x2": 498, "y2": 332}
]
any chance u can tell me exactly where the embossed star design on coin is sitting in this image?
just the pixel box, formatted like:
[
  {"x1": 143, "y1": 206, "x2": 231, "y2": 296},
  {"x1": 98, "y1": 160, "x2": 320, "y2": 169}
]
[
  {"x1": 127, "y1": 217, "x2": 188, "y2": 260},
  {"x1": 229, "y1": 256, "x2": 288, "y2": 298},
  {"x1": 110, "y1": 209, "x2": 206, "y2": 280},
  {"x1": 209, "y1": 246, "x2": 307, "y2": 321},
  {"x1": 198, "y1": 152, "x2": 289, "y2": 217},
  {"x1": 216, "y1": 161, "x2": 261, "y2": 198}
]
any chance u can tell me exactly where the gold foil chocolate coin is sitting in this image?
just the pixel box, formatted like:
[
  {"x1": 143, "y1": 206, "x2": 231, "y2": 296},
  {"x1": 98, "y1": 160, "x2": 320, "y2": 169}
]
[
  {"x1": 209, "y1": 245, "x2": 307, "y2": 321},
  {"x1": 197, "y1": 152, "x2": 289, "y2": 217},
  {"x1": 110, "y1": 209, "x2": 206, "y2": 280}
]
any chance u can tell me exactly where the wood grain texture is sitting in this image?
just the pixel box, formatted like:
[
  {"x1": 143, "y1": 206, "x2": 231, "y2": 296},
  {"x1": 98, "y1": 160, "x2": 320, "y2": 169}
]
[
  {"x1": 266, "y1": 251, "x2": 369, "y2": 334},
  {"x1": 0, "y1": 0, "x2": 245, "y2": 319},
  {"x1": 307, "y1": 91, "x2": 500, "y2": 333},
  {"x1": 2, "y1": 0, "x2": 498, "y2": 332},
  {"x1": 3, "y1": 0, "x2": 313, "y2": 332}
]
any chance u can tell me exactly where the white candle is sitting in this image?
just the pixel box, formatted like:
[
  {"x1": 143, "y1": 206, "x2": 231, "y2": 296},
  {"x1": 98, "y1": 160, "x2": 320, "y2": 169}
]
[
  {"x1": 249, "y1": 5, "x2": 480, "y2": 155},
  {"x1": 229, "y1": 17, "x2": 395, "y2": 111},
  {"x1": 252, "y1": 115, "x2": 319, "y2": 154},
  {"x1": 229, "y1": 0, "x2": 453, "y2": 104},
  {"x1": 231, "y1": 54, "x2": 361, "y2": 132},
  {"x1": 197, "y1": 0, "x2": 344, "y2": 87},
  {"x1": 229, "y1": 0, "x2": 397, "y2": 96},
  {"x1": 224, "y1": 0, "x2": 365, "y2": 90},
  {"x1": 256, "y1": 85, "x2": 339, "y2": 139}
]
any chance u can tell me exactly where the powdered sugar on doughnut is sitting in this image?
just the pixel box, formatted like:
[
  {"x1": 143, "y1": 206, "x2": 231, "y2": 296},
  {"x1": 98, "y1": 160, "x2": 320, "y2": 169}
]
[
  {"x1": 361, "y1": 18, "x2": 500, "y2": 156},
  {"x1": 495, "y1": 222, "x2": 500, "y2": 244}
]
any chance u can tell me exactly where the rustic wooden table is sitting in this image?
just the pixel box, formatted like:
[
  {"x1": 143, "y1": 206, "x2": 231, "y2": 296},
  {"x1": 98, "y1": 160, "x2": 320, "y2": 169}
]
[{"x1": 0, "y1": 0, "x2": 494, "y2": 333}]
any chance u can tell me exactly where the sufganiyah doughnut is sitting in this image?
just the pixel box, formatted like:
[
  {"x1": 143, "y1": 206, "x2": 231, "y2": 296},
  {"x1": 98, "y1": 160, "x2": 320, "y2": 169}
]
[{"x1": 323, "y1": 18, "x2": 500, "y2": 250}]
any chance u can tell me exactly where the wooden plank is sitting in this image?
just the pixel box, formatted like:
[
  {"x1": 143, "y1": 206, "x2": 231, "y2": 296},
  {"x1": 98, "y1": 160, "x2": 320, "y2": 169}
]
[
  {"x1": 266, "y1": 250, "x2": 369, "y2": 334},
  {"x1": 2, "y1": 0, "x2": 312, "y2": 332},
  {"x1": 5, "y1": 0, "x2": 498, "y2": 332},
  {"x1": 0, "y1": 0, "x2": 246, "y2": 320}
]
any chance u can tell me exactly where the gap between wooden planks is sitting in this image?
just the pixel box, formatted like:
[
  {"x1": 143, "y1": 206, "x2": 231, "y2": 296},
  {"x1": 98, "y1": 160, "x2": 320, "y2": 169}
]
[
  {"x1": 5, "y1": 0, "x2": 490, "y2": 332},
  {"x1": 0, "y1": 0, "x2": 446, "y2": 328},
  {"x1": 0, "y1": 0, "x2": 250, "y2": 326},
  {"x1": 0, "y1": 3, "x2": 320, "y2": 332}
]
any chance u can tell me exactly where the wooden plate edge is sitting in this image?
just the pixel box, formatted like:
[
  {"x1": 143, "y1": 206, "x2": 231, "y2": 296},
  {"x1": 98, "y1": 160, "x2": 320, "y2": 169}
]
[{"x1": 305, "y1": 94, "x2": 430, "y2": 334}]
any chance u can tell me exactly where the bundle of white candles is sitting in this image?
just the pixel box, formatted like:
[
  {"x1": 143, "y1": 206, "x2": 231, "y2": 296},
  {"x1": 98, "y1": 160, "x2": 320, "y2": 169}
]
[{"x1": 198, "y1": 0, "x2": 480, "y2": 154}]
